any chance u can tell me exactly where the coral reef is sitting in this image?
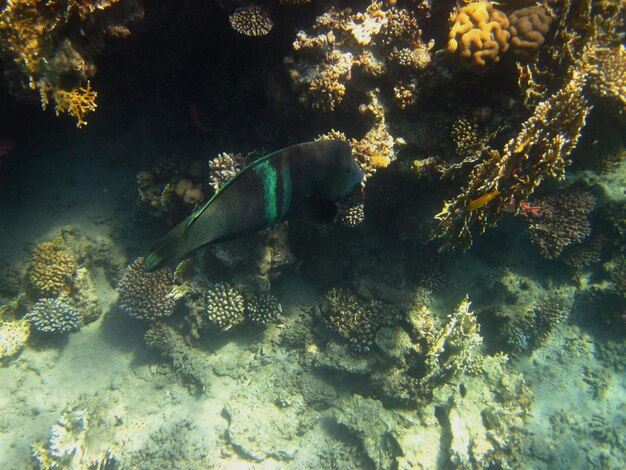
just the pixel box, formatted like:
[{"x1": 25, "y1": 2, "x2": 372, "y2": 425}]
[
  {"x1": 526, "y1": 190, "x2": 595, "y2": 259},
  {"x1": 447, "y1": 1, "x2": 510, "y2": 67},
  {"x1": 508, "y1": 5, "x2": 553, "y2": 57},
  {"x1": 207, "y1": 151, "x2": 250, "y2": 192},
  {"x1": 144, "y1": 321, "x2": 208, "y2": 394},
  {"x1": 322, "y1": 287, "x2": 400, "y2": 353},
  {"x1": 117, "y1": 257, "x2": 182, "y2": 321},
  {"x1": 25, "y1": 297, "x2": 82, "y2": 334},
  {"x1": 32, "y1": 405, "x2": 119, "y2": 469},
  {"x1": 229, "y1": 5, "x2": 273, "y2": 37},
  {"x1": 0, "y1": 0, "x2": 142, "y2": 126},
  {"x1": 245, "y1": 292, "x2": 282, "y2": 325},
  {"x1": 0, "y1": 318, "x2": 30, "y2": 359},
  {"x1": 204, "y1": 282, "x2": 246, "y2": 332},
  {"x1": 587, "y1": 43, "x2": 626, "y2": 123},
  {"x1": 29, "y1": 240, "x2": 78, "y2": 297},
  {"x1": 434, "y1": 73, "x2": 591, "y2": 250},
  {"x1": 286, "y1": 1, "x2": 434, "y2": 112}
]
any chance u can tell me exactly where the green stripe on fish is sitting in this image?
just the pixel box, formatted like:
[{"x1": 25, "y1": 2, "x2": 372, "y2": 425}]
[
  {"x1": 280, "y1": 158, "x2": 291, "y2": 220},
  {"x1": 144, "y1": 140, "x2": 363, "y2": 271},
  {"x1": 253, "y1": 160, "x2": 279, "y2": 225}
]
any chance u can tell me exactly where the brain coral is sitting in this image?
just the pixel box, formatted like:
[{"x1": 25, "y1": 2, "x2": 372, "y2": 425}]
[
  {"x1": 26, "y1": 298, "x2": 81, "y2": 334},
  {"x1": 447, "y1": 1, "x2": 510, "y2": 67},
  {"x1": 229, "y1": 5, "x2": 273, "y2": 37},
  {"x1": 508, "y1": 5, "x2": 553, "y2": 57},
  {"x1": 29, "y1": 241, "x2": 77, "y2": 296},
  {"x1": 117, "y1": 257, "x2": 177, "y2": 321},
  {"x1": 205, "y1": 282, "x2": 246, "y2": 331}
]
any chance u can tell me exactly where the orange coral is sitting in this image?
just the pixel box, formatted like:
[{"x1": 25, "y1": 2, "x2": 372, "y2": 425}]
[
  {"x1": 447, "y1": 1, "x2": 510, "y2": 67},
  {"x1": 52, "y1": 81, "x2": 98, "y2": 128},
  {"x1": 508, "y1": 5, "x2": 553, "y2": 57}
]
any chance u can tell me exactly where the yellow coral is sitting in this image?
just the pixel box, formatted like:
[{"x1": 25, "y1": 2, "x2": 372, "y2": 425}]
[
  {"x1": 52, "y1": 81, "x2": 98, "y2": 127},
  {"x1": 447, "y1": 1, "x2": 510, "y2": 67},
  {"x1": 29, "y1": 240, "x2": 78, "y2": 296},
  {"x1": 0, "y1": 319, "x2": 30, "y2": 359}
]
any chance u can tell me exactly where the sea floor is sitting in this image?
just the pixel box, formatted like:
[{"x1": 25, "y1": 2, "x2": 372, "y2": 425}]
[{"x1": 0, "y1": 129, "x2": 625, "y2": 469}]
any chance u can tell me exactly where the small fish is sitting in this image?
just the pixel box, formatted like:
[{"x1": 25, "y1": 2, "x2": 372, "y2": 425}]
[
  {"x1": 145, "y1": 140, "x2": 363, "y2": 270},
  {"x1": 468, "y1": 189, "x2": 500, "y2": 211}
]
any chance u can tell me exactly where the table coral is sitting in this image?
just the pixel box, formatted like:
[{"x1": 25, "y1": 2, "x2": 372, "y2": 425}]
[
  {"x1": 508, "y1": 5, "x2": 553, "y2": 57},
  {"x1": 29, "y1": 240, "x2": 78, "y2": 297},
  {"x1": 447, "y1": 1, "x2": 510, "y2": 67},
  {"x1": 117, "y1": 257, "x2": 180, "y2": 321}
]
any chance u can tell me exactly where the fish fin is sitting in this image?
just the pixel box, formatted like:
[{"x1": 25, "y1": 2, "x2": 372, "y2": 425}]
[
  {"x1": 144, "y1": 220, "x2": 190, "y2": 271},
  {"x1": 307, "y1": 196, "x2": 337, "y2": 224}
]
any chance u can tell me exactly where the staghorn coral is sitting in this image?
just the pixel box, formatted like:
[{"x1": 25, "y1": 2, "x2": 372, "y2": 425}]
[
  {"x1": 526, "y1": 190, "x2": 595, "y2": 259},
  {"x1": 447, "y1": 1, "x2": 510, "y2": 67},
  {"x1": 117, "y1": 257, "x2": 181, "y2": 321},
  {"x1": 245, "y1": 292, "x2": 282, "y2": 325},
  {"x1": 434, "y1": 73, "x2": 590, "y2": 250},
  {"x1": 229, "y1": 5, "x2": 273, "y2": 37},
  {"x1": 563, "y1": 236, "x2": 603, "y2": 270},
  {"x1": 508, "y1": 5, "x2": 553, "y2": 57},
  {"x1": 25, "y1": 297, "x2": 82, "y2": 334},
  {"x1": 205, "y1": 282, "x2": 246, "y2": 332},
  {"x1": 29, "y1": 240, "x2": 78, "y2": 297}
]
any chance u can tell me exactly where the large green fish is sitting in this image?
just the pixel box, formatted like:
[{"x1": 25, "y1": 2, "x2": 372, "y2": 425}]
[{"x1": 144, "y1": 140, "x2": 363, "y2": 270}]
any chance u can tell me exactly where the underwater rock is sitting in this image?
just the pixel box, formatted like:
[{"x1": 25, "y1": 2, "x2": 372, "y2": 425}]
[
  {"x1": 223, "y1": 391, "x2": 308, "y2": 461},
  {"x1": 298, "y1": 374, "x2": 337, "y2": 411},
  {"x1": 333, "y1": 395, "x2": 404, "y2": 469}
]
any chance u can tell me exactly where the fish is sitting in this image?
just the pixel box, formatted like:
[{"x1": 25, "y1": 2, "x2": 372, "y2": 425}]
[{"x1": 145, "y1": 140, "x2": 364, "y2": 270}]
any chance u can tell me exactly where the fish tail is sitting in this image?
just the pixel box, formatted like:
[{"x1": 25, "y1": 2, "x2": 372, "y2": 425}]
[{"x1": 144, "y1": 222, "x2": 189, "y2": 271}]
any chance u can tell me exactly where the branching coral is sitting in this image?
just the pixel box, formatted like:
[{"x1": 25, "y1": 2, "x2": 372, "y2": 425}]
[
  {"x1": 317, "y1": 91, "x2": 399, "y2": 180},
  {"x1": 208, "y1": 151, "x2": 249, "y2": 191},
  {"x1": 245, "y1": 292, "x2": 282, "y2": 325},
  {"x1": 586, "y1": 43, "x2": 626, "y2": 123},
  {"x1": 0, "y1": 0, "x2": 140, "y2": 126},
  {"x1": 117, "y1": 257, "x2": 182, "y2": 321},
  {"x1": 205, "y1": 282, "x2": 246, "y2": 332},
  {"x1": 434, "y1": 73, "x2": 590, "y2": 250},
  {"x1": 526, "y1": 190, "x2": 595, "y2": 259},
  {"x1": 322, "y1": 287, "x2": 399, "y2": 353},
  {"x1": 26, "y1": 297, "x2": 82, "y2": 334},
  {"x1": 287, "y1": 1, "x2": 433, "y2": 112},
  {"x1": 0, "y1": 318, "x2": 30, "y2": 359},
  {"x1": 229, "y1": 5, "x2": 273, "y2": 37},
  {"x1": 447, "y1": 1, "x2": 510, "y2": 67},
  {"x1": 50, "y1": 81, "x2": 98, "y2": 128},
  {"x1": 29, "y1": 240, "x2": 78, "y2": 297}
]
